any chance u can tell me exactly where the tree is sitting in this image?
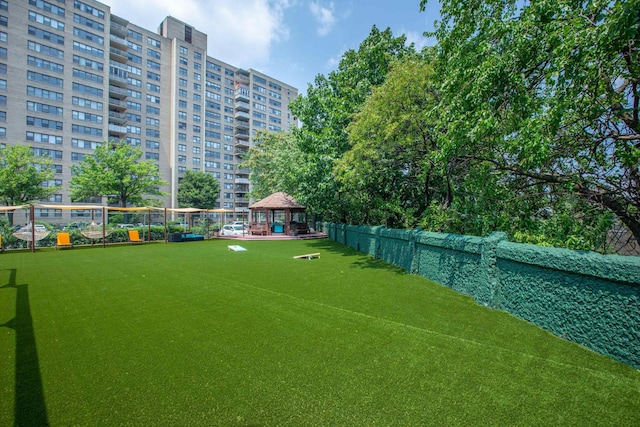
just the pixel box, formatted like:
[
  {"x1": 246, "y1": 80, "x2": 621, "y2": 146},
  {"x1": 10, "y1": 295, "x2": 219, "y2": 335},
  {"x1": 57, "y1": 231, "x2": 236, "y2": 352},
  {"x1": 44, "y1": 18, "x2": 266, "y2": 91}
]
[
  {"x1": 177, "y1": 170, "x2": 220, "y2": 208},
  {"x1": 336, "y1": 54, "x2": 451, "y2": 227},
  {"x1": 70, "y1": 142, "x2": 167, "y2": 207},
  {"x1": 241, "y1": 131, "x2": 305, "y2": 200},
  {"x1": 0, "y1": 144, "x2": 57, "y2": 206},
  {"x1": 421, "y1": 0, "x2": 640, "y2": 243},
  {"x1": 287, "y1": 26, "x2": 416, "y2": 221}
]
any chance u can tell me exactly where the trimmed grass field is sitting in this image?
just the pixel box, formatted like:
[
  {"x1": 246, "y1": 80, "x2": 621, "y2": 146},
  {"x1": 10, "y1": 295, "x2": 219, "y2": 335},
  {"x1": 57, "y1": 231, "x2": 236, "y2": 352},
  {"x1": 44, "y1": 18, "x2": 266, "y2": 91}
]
[{"x1": 1, "y1": 239, "x2": 638, "y2": 426}]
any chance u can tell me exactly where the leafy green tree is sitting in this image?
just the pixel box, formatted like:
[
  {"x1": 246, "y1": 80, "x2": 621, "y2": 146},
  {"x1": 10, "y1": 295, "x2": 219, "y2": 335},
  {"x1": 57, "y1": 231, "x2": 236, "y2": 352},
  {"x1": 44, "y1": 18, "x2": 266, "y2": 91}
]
[
  {"x1": 337, "y1": 54, "x2": 454, "y2": 227},
  {"x1": 420, "y1": 0, "x2": 640, "y2": 243},
  {"x1": 177, "y1": 170, "x2": 220, "y2": 208},
  {"x1": 288, "y1": 25, "x2": 416, "y2": 221},
  {"x1": 241, "y1": 131, "x2": 304, "y2": 200},
  {"x1": 70, "y1": 141, "x2": 167, "y2": 207},
  {"x1": 0, "y1": 144, "x2": 57, "y2": 206}
]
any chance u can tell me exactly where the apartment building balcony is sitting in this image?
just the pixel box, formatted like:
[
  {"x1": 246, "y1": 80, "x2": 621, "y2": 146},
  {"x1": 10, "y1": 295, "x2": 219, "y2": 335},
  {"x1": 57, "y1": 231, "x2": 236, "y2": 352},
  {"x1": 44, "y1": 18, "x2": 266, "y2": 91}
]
[
  {"x1": 109, "y1": 97, "x2": 127, "y2": 111},
  {"x1": 236, "y1": 167, "x2": 250, "y2": 174},
  {"x1": 108, "y1": 123, "x2": 127, "y2": 136},
  {"x1": 234, "y1": 110, "x2": 250, "y2": 121},
  {"x1": 234, "y1": 196, "x2": 248, "y2": 204},
  {"x1": 109, "y1": 47, "x2": 128, "y2": 63},
  {"x1": 234, "y1": 177, "x2": 250, "y2": 185},
  {"x1": 235, "y1": 122, "x2": 249, "y2": 132},
  {"x1": 236, "y1": 69, "x2": 250, "y2": 83},
  {"x1": 110, "y1": 16, "x2": 128, "y2": 38},
  {"x1": 234, "y1": 139, "x2": 250, "y2": 148},
  {"x1": 235, "y1": 183, "x2": 250, "y2": 193},
  {"x1": 109, "y1": 73, "x2": 127, "y2": 87},
  {"x1": 235, "y1": 100, "x2": 250, "y2": 111},
  {"x1": 109, "y1": 61, "x2": 128, "y2": 80},
  {"x1": 235, "y1": 128, "x2": 250, "y2": 138},
  {"x1": 235, "y1": 88, "x2": 250, "y2": 102},
  {"x1": 108, "y1": 110, "x2": 127, "y2": 125},
  {"x1": 235, "y1": 146, "x2": 248, "y2": 156},
  {"x1": 109, "y1": 67, "x2": 128, "y2": 87},
  {"x1": 109, "y1": 85, "x2": 128, "y2": 99},
  {"x1": 109, "y1": 34, "x2": 127, "y2": 50}
]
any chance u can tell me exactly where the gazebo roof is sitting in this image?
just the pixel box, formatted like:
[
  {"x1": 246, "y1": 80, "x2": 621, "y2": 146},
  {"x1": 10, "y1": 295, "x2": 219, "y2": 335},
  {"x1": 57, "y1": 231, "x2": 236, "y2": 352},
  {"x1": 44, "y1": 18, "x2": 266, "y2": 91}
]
[{"x1": 249, "y1": 192, "x2": 305, "y2": 210}]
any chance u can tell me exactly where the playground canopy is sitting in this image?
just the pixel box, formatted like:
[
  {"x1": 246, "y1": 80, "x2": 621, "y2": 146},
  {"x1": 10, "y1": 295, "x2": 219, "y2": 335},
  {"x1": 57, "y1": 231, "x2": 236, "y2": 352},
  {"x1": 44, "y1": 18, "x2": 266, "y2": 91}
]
[{"x1": 0, "y1": 204, "x2": 235, "y2": 251}]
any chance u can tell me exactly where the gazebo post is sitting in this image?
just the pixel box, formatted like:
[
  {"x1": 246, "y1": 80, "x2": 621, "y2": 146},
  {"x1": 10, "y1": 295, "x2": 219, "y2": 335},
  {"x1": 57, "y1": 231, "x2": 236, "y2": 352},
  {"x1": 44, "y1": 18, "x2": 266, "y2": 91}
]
[
  {"x1": 269, "y1": 209, "x2": 273, "y2": 235},
  {"x1": 285, "y1": 209, "x2": 291, "y2": 235}
]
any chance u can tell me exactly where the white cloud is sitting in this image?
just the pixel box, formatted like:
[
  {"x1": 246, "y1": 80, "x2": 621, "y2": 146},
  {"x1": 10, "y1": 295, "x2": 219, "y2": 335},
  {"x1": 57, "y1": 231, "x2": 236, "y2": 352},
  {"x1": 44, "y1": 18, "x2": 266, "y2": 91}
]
[
  {"x1": 325, "y1": 48, "x2": 344, "y2": 70},
  {"x1": 309, "y1": 1, "x2": 336, "y2": 36},
  {"x1": 403, "y1": 30, "x2": 433, "y2": 51},
  {"x1": 106, "y1": 0, "x2": 292, "y2": 68}
]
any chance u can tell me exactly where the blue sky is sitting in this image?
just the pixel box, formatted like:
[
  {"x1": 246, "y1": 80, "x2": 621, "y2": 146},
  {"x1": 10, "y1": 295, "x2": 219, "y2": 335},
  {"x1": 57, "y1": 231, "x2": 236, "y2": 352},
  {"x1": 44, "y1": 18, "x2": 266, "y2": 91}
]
[{"x1": 105, "y1": 0, "x2": 441, "y2": 95}]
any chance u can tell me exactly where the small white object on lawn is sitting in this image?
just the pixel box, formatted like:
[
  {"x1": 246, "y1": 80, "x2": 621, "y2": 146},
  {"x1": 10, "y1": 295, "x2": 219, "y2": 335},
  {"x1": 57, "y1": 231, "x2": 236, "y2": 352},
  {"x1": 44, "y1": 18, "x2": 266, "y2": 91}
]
[
  {"x1": 228, "y1": 245, "x2": 247, "y2": 252},
  {"x1": 293, "y1": 253, "x2": 320, "y2": 260}
]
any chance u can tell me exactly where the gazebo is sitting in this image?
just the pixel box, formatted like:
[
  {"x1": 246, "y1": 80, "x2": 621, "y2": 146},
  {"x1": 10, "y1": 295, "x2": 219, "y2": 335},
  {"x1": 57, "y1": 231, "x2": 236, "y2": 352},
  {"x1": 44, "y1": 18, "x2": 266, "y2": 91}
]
[{"x1": 248, "y1": 192, "x2": 310, "y2": 236}]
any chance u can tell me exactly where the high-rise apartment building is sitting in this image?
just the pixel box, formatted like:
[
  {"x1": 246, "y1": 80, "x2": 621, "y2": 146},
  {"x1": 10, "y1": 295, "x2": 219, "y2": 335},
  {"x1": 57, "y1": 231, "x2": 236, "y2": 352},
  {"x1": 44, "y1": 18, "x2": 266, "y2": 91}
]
[{"x1": 0, "y1": 0, "x2": 298, "y2": 222}]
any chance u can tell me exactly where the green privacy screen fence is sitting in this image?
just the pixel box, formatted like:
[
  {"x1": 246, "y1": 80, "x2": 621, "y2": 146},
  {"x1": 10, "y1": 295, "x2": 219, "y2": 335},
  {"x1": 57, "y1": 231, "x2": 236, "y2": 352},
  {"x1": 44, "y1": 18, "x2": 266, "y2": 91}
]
[{"x1": 321, "y1": 223, "x2": 640, "y2": 369}]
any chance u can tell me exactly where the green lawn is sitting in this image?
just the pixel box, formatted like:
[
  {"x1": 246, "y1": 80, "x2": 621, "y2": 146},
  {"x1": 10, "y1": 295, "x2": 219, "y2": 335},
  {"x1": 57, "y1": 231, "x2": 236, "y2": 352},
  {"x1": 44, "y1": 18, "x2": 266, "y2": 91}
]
[{"x1": 1, "y1": 239, "x2": 638, "y2": 426}]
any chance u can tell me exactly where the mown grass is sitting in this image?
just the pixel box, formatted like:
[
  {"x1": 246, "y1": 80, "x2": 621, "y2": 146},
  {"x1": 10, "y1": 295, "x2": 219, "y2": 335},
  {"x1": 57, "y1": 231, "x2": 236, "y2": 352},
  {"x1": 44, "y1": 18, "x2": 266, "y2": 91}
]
[{"x1": 0, "y1": 239, "x2": 638, "y2": 426}]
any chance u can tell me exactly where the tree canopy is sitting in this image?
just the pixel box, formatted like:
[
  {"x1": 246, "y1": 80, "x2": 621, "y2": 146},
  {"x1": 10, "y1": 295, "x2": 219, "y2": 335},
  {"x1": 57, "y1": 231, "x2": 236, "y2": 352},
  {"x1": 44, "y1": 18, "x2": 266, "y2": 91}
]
[
  {"x1": 177, "y1": 170, "x2": 220, "y2": 209},
  {"x1": 288, "y1": 25, "x2": 416, "y2": 220},
  {"x1": 70, "y1": 142, "x2": 167, "y2": 207},
  {"x1": 0, "y1": 144, "x2": 57, "y2": 206},
  {"x1": 335, "y1": 54, "x2": 450, "y2": 227},
  {"x1": 421, "y1": 0, "x2": 640, "y2": 243},
  {"x1": 243, "y1": 2, "x2": 638, "y2": 252},
  {"x1": 241, "y1": 131, "x2": 305, "y2": 201}
]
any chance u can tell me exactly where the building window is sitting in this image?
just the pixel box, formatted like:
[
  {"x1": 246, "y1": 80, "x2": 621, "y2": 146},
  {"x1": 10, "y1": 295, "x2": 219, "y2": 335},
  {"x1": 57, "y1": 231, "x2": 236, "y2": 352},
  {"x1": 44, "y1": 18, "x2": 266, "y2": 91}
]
[
  {"x1": 128, "y1": 29, "x2": 142, "y2": 41},
  {"x1": 27, "y1": 86, "x2": 63, "y2": 102},
  {"x1": 72, "y1": 124, "x2": 102, "y2": 136},
  {"x1": 72, "y1": 110, "x2": 102, "y2": 124},
  {"x1": 72, "y1": 41, "x2": 103, "y2": 58},
  {"x1": 147, "y1": 71, "x2": 160, "y2": 81},
  {"x1": 26, "y1": 131, "x2": 63, "y2": 144},
  {"x1": 185, "y1": 26, "x2": 192, "y2": 44},
  {"x1": 73, "y1": 13, "x2": 104, "y2": 32},
  {"x1": 74, "y1": 0, "x2": 105, "y2": 19},
  {"x1": 27, "y1": 71, "x2": 63, "y2": 87},
  {"x1": 147, "y1": 37, "x2": 161, "y2": 48},
  {"x1": 147, "y1": 48, "x2": 160, "y2": 59},
  {"x1": 28, "y1": 25, "x2": 65, "y2": 45},
  {"x1": 73, "y1": 27, "x2": 104, "y2": 45},
  {"x1": 28, "y1": 41, "x2": 64, "y2": 59},
  {"x1": 73, "y1": 54, "x2": 103, "y2": 71}
]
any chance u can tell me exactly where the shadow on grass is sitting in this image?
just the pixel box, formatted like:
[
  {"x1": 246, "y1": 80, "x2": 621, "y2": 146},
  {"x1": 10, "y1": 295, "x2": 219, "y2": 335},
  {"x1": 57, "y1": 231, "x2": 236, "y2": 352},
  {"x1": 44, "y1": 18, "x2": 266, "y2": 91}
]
[
  {"x1": 304, "y1": 239, "x2": 409, "y2": 274},
  {"x1": 0, "y1": 269, "x2": 49, "y2": 426}
]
